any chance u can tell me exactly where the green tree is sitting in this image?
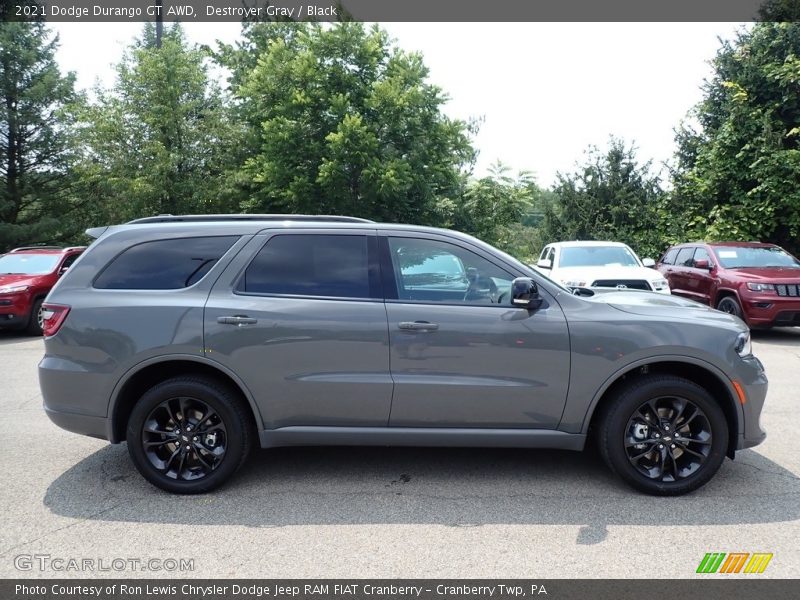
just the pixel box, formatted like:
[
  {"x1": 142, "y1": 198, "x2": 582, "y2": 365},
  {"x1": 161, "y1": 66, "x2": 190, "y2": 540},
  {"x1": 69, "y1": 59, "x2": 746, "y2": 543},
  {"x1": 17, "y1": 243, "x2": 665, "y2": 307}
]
[
  {"x1": 76, "y1": 23, "x2": 241, "y2": 224},
  {"x1": 542, "y1": 139, "x2": 666, "y2": 259},
  {"x1": 0, "y1": 21, "x2": 80, "y2": 250},
  {"x1": 437, "y1": 162, "x2": 541, "y2": 258},
  {"x1": 231, "y1": 23, "x2": 475, "y2": 223},
  {"x1": 671, "y1": 22, "x2": 800, "y2": 253}
]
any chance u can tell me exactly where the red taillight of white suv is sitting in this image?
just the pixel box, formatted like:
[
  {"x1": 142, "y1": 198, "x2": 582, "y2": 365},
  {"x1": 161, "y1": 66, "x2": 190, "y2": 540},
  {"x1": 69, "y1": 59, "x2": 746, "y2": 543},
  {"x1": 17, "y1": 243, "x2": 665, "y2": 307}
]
[{"x1": 41, "y1": 304, "x2": 70, "y2": 337}]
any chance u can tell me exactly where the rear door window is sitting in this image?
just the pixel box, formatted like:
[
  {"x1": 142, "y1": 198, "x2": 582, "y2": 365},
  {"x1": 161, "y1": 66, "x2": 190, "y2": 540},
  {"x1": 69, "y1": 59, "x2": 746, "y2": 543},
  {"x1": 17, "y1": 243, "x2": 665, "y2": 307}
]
[
  {"x1": 94, "y1": 236, "x2": 238, "y2": 289},
  {"x1": 239, "y1": 234, "x2": 378, "y2": 299}
]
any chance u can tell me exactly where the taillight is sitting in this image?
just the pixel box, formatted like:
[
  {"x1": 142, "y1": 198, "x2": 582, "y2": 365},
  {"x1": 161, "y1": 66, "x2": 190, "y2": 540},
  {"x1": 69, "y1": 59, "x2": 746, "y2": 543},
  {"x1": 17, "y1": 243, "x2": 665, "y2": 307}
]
[{"x1": 41, "y1": 303, "x2": 70, "y2": 337}]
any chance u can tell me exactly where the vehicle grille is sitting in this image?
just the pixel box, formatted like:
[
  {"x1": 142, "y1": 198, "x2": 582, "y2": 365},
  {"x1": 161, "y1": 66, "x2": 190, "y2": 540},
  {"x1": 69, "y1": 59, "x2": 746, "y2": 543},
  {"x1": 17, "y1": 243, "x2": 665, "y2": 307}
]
[
  {"x1": 775, "y1": 284, "x2": 800, "y2": 297},
  {"x1": 592, "y1": 279, "x2": 652, "y2": 291}
]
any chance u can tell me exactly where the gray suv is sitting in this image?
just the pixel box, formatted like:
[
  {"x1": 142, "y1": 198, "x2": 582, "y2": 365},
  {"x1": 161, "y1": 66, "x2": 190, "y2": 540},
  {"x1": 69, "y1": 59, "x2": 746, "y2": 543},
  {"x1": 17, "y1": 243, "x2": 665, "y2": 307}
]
[{"x1": 39, "y1": 215, "x2": 767, "y2": 495}]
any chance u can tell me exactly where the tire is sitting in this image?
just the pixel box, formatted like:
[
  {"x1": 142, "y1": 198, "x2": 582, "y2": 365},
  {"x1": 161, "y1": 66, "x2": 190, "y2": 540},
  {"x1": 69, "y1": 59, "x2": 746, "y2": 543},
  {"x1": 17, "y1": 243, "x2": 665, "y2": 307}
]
[
  {"x1": 126, "y1": 376, "x2": 253, "y2": 494},
  {"x1": 598, "y1": 375, "x2": 728, "y2": 496},
  {"x1": 25, "y1": 298, "x2": 44, "y2": 336},
  {"x1": 716, "y1": 295, "x2": 743, "y2": 321}
]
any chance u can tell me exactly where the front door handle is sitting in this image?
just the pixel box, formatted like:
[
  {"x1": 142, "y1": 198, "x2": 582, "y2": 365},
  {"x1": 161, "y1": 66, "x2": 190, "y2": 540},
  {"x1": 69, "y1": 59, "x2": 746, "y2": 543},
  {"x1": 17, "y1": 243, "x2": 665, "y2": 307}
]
[
  {"x1": 217, "y1": 315, "x2": 258, "y2": 326},
  {"x1": 398, "y1": 321, "x2": 439, "y2": 331}
]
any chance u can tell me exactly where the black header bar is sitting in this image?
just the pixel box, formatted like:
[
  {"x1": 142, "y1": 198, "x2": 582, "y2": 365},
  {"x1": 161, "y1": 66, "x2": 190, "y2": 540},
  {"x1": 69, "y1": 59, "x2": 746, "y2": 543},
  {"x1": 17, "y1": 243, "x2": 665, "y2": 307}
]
[{"x1": 1, "y1": 0, "x2": 784, "y2": 23}]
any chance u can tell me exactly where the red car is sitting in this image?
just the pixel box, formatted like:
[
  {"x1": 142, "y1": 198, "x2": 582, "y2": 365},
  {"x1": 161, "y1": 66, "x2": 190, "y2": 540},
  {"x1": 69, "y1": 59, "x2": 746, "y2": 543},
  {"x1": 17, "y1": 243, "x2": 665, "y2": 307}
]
[
  {"x1": 0, "y1": 246, "x2": 86, "y2": 335},
  {"x1": 657, "y1": 241, "x2": 800, "y2": 328}
]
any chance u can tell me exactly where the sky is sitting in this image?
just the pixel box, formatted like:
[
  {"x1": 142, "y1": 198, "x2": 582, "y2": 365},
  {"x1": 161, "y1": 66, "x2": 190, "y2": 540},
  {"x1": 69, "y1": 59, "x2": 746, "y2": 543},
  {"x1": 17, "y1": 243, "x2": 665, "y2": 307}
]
[{"x1": 50, "y1": 22, "x2": 747, "y2": 187}]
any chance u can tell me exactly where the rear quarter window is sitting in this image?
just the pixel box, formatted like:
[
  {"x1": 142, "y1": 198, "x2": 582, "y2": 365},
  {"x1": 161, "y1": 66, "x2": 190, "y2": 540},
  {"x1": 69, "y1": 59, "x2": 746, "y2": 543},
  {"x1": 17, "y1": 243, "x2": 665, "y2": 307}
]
[{"x1": 94, "y1": 236, "x2": 239, "y2": 289}]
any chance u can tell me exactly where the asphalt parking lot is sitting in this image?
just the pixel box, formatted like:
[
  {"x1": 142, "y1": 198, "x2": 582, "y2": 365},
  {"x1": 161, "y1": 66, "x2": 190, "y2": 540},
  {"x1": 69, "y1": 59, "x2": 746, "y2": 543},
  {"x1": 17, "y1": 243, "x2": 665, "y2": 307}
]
[{"x1": 0, "y1": 330, "x2": 798, "y2": 579}]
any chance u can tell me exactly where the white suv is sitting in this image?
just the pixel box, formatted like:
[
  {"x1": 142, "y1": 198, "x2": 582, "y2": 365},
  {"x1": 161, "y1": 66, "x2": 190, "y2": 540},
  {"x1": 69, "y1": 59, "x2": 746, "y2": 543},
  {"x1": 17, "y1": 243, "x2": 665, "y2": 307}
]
[{"x1": 534, "y1": 241, "x2": 670, "y2": 294}]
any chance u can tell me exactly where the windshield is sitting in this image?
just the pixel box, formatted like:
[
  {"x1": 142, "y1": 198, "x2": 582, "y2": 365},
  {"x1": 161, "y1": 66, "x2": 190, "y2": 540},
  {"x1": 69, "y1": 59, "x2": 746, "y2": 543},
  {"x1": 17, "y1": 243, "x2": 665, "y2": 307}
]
[
  {"x1": 715, "y1": 246, "x2": 800, "y2": 269},
  {"x1": 559, "y1": 246, "x2": 640, "y2": 268},
  {"x1": 0, "y1": 254, "x2": 61, "y2": 275}
]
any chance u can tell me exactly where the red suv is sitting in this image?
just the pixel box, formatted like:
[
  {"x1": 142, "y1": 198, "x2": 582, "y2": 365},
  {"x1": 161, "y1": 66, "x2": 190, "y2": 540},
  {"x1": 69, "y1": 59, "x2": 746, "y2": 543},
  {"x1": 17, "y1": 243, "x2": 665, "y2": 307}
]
[
  {"x1": 657, "y1": 241, "x2": 800, "y2": 328},
  {"x1": 0, "y1": 246, "x2": 86, "y2": 335}
]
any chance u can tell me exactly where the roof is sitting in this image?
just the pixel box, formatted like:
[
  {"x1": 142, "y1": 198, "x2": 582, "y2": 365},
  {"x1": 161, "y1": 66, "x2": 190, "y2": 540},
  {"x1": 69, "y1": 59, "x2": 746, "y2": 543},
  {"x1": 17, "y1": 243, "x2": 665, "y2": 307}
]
[
  {"x1": 545, "y1": 241, "x2": 630, "y2": 248},
  {"x1": 89, "y1": 214, "x2": 467, "y2": 240},
  {"x1": 6, "y1": 246, "x2": 86, "y2": 254},
  {"x1": 676, "y1": 241, "x2": 778, "y2": 249},
  {"x1": 127, "y1": 214, "x2": 374, "y2": 225}
]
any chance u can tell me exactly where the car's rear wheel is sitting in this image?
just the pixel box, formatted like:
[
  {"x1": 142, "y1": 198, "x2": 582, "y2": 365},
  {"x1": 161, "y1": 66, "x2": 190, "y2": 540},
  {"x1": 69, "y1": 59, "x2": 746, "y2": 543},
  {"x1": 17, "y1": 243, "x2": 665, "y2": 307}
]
[
  {"x1": 717, "y1": 296, "x2": 743, "y2": 320},
  {"x1": 598, "y1": 375, "x2": 728, "y2": 496},
  {"x1": 127, "y1": 376, "x2": 253, "y2": 494},
  {"x1": 25, "y1": 298, "x2": 44, "y2": 336}
]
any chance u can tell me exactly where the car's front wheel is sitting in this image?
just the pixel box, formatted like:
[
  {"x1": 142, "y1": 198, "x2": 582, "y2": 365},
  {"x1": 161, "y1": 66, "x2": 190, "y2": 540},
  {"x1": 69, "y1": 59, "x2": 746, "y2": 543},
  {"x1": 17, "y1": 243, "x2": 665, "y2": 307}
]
[
  {"x1": 717, "y1": 295, "x2": 743, "y2": 320},
  {"x1": 127, "y1": 376, "x2": 253, "y2": 494},
  {"x1": 26, "y1": 298, "x2": 44, "y2": 335},
  {"x1": 598, "y1": 375, "x2": 728, "y2": 496}
]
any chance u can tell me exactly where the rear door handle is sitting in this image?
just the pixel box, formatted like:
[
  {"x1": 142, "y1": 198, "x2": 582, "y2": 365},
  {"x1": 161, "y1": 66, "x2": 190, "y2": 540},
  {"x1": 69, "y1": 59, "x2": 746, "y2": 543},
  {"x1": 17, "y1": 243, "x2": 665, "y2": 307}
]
[
  {"x1": 398, "y1": 321, "x2": 439, "y2": 331},
  {"x1": 217, "y1": 315, "x2": 258, "y2": 326}
]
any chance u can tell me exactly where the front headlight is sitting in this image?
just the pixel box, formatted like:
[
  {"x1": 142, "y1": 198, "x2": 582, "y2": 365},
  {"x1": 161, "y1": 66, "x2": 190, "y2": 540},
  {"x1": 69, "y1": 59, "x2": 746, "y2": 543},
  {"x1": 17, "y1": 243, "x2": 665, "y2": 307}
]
[
  {"x1": 746, "y1": 282, "x2": 775, "y2": 292},
  {"x1": 0, "y1": 284, "x2": 29, "y2": 295},
  {"x1": 562, "y1": 279, "x2": 586, "y2": 288},
  {"x1": 735, "y1": 331, "x2": 752, "y2": 357}
]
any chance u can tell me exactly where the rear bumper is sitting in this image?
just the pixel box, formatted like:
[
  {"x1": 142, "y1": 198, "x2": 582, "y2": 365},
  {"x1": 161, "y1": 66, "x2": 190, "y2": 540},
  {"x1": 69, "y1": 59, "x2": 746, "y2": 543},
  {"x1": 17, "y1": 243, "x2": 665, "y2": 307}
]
[
  {"x1": 39, "y1": 355, "x2": 114, "y2": 441},
  {"x1": 44, "y1": 406, "x2": 110, "y2": 441}
]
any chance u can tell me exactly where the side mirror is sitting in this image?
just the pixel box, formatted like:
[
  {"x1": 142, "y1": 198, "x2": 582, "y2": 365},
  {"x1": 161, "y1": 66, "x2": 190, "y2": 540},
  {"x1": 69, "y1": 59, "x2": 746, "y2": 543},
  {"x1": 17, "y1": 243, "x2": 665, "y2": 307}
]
[
  {"x1": 58, "y1": 267, "x2": 69, "y2": 277},
  {"x1": 536, "y1": 258, "x2": 552, "y2": 270},
  {"x1": 511, "y1": 277, "x2": 543, "y2": 309},
  {"x1": 694, "y1": 259, "x2": 711, "y2": 270},
  {"x1": 642, "y1": 258, "x2": 656, "y2": 268}
]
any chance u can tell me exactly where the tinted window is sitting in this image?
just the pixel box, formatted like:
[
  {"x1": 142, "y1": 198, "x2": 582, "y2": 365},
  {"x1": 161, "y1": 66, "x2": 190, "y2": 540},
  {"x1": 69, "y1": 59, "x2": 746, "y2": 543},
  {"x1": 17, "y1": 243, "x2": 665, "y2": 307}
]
[
  {"x1": 660, "y1": 248, "x2": 678, "y2": 265},
  {"x1": 675, "y1": 247, "x2": 695, "y2": 267},
  {"x1": 94, "y1": 236, "x2": 238, "y2": 289},
  {"x1": 388, "y1": 237, "x2": 513, "y2": 305},
  {"x1": 241, "y1": 235, "x2": 373, "y2": 299}
]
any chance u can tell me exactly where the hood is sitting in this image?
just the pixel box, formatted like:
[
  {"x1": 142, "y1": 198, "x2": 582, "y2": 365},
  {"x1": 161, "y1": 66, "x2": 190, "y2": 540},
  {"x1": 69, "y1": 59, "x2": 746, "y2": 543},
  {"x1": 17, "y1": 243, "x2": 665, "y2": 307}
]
[
  {"x1": 585, "y1": 290, "x2": 745, "y2": 329},
  {"x1": 0, "y1": 274, "x2": 39, "y2": 288},
  {"x1": 554, "y1": 265, "x2": 662, "y2": 283},
  {"x1": 724, "y1": 266, "x2": 800, "y2": 281}
]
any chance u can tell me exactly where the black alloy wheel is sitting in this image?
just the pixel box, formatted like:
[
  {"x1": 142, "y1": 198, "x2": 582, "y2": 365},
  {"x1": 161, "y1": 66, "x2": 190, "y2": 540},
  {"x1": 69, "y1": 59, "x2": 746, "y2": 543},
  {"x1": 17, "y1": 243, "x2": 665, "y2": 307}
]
[
  {"x1": 599, "y1": 375, "x2": 728, "y2": 496},
  {"x1": 717, "y1": 296, "x2": 743, "y2": 319},
  {"x1": 26, "y1": 298, "x2": 44, "y2": 335},
  {"x1": 127, "y1": 376, "x2": 252, "y2": 494},
  {"x1": 141, "y1": 396, "x2": 228, "y2": 481},
  {"x1": 624, "y1": 396, "x2": 712, "y2": 482}
]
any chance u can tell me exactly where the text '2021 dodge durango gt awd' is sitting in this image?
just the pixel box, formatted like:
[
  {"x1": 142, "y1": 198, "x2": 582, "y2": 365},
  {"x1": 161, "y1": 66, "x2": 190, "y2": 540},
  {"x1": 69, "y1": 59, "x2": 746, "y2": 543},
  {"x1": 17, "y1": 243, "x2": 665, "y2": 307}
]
[{"x1": 39, "y1": 215, "x2": 767, "y2": 495}]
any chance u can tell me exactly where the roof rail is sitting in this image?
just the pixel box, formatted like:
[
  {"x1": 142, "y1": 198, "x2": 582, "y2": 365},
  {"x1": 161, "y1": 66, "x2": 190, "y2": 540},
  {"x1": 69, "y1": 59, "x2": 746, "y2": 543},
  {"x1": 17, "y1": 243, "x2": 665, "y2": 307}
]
[
  {"x1": 9, "y1": 246, "x2": 63, "y2": 252},
  {"x1": 126, "y1": 214, "x2": 374, "y2": 225},
  {"x1": 63, "y1": 246, "x2": 87, "y2": 252}
]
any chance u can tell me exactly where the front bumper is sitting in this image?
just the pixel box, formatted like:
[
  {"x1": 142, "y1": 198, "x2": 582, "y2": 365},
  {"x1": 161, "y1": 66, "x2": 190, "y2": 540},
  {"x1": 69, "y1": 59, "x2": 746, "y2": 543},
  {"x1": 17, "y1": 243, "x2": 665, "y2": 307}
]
[
  {"x1": 735, "y1": 355, "x2": 768, "y2": 450},
  {"x1": 740, "y1": 292, "x2": 800, "y2": 327},
  {"x1": 0, "y1": 293, "x2": 32, "y2": 328}
]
